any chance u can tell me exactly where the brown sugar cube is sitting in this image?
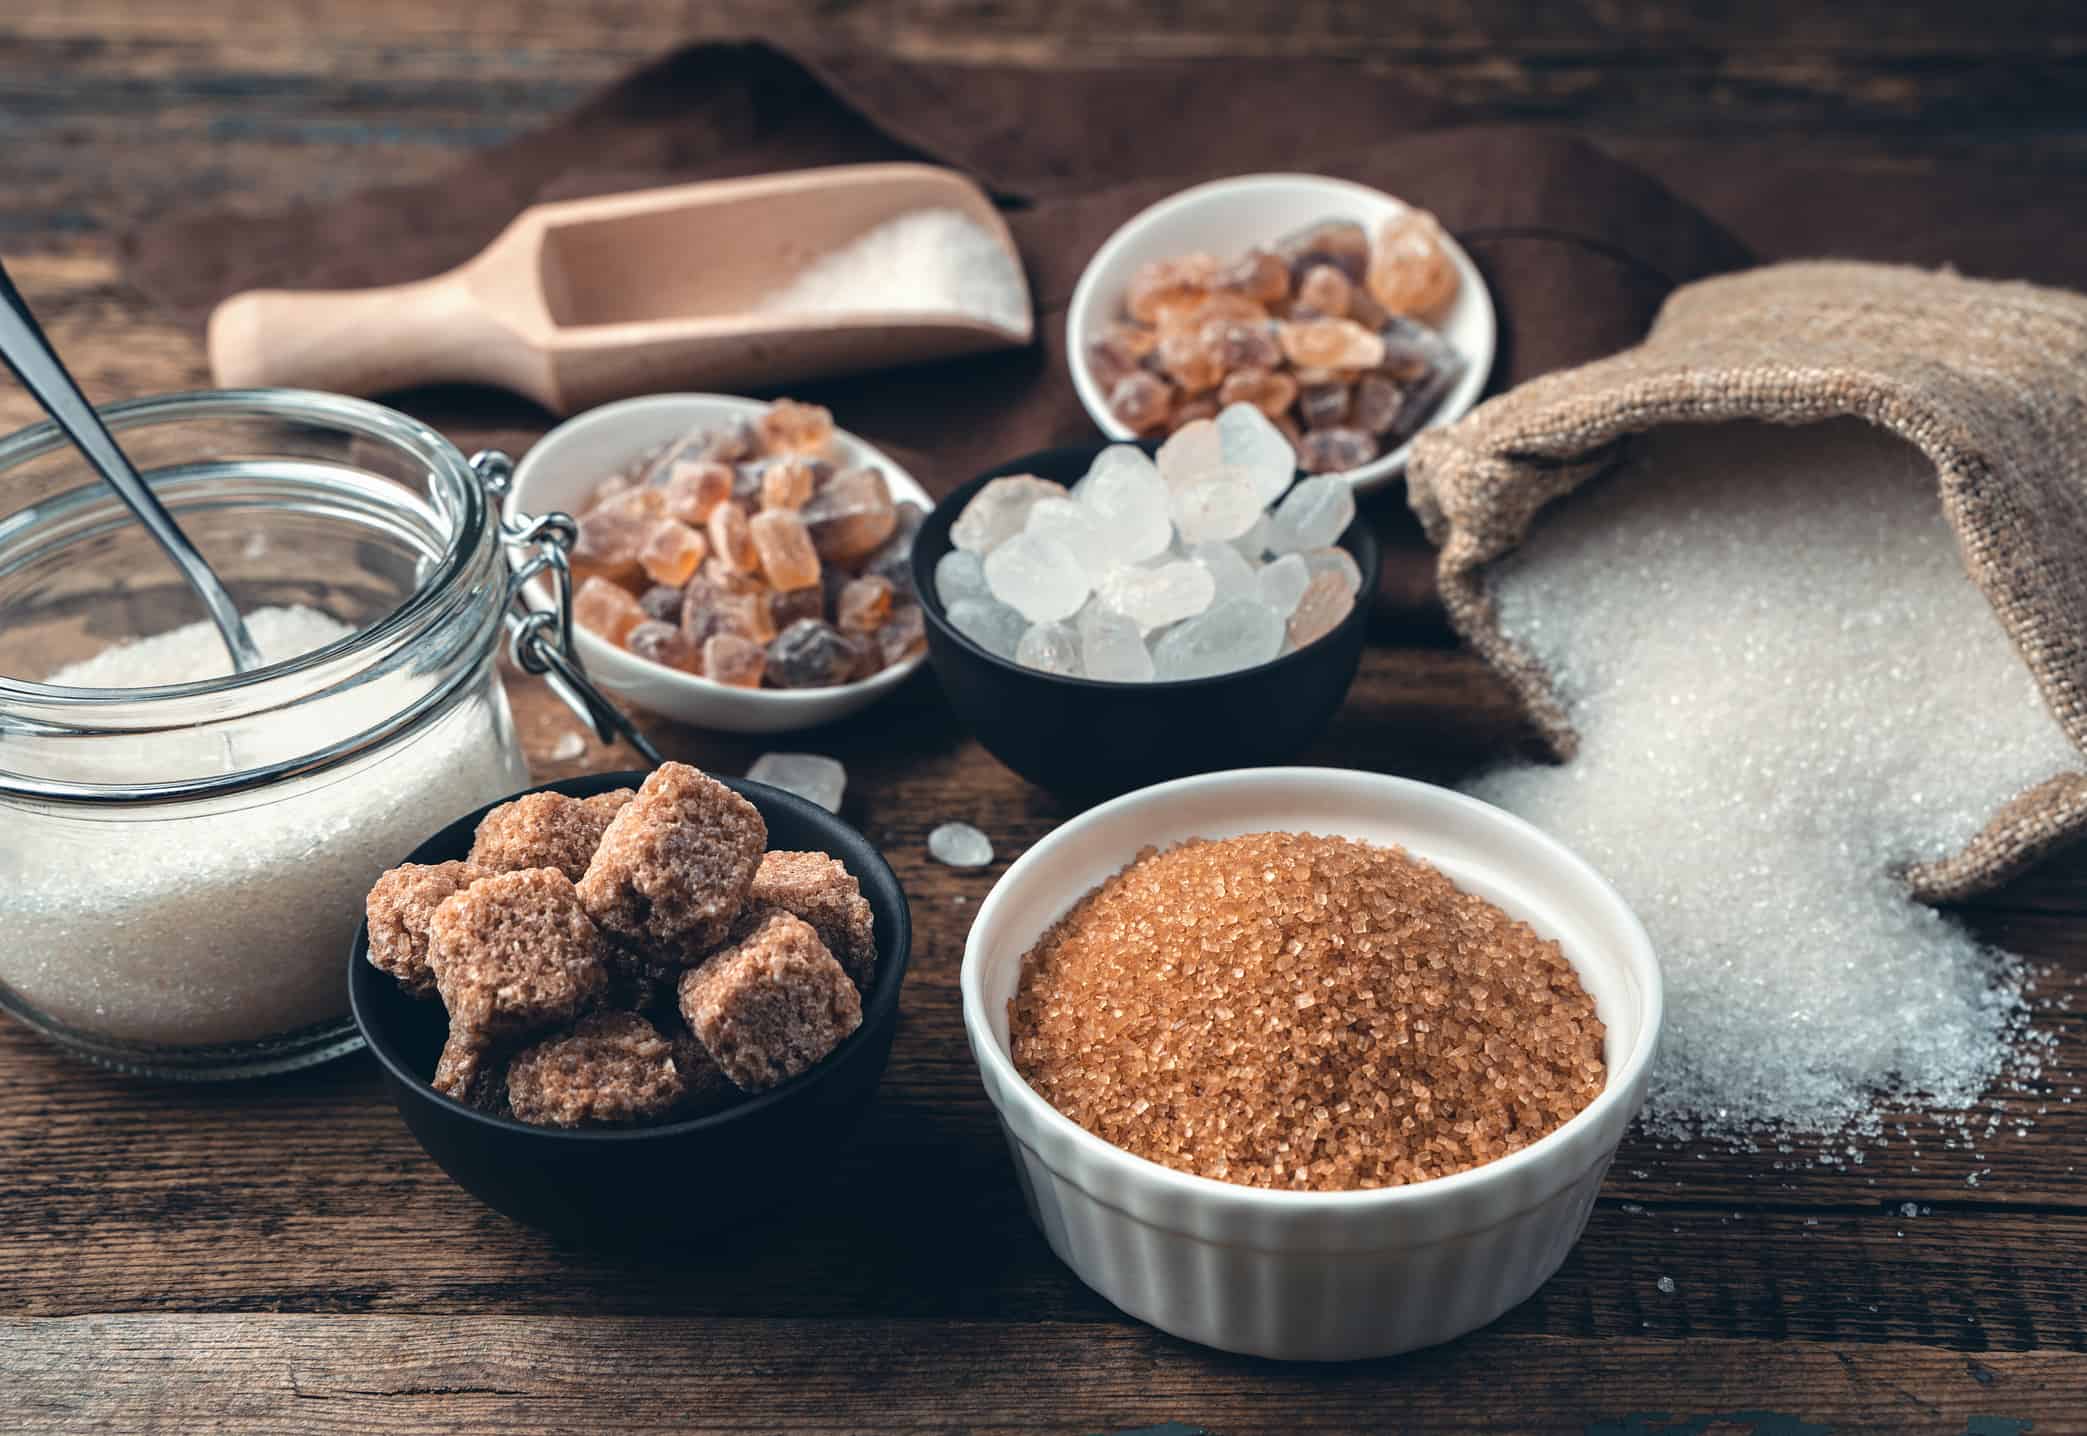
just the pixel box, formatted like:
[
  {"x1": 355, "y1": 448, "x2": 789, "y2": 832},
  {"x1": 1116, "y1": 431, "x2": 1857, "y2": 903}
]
[
  {"x1": 505, "y1": 1011, "x2": 686, "y2": 1128},
  {"x1": 575, "y1": 575, "x2": 646, "y2": 646},
  {"x1": 748, "y1": 851, "x2": 877, "y2": 992},
  {"x1": 428, "y1": 868, "x2": 610, "y2": 1042},
  {"x1": 662, "y1": 1013, "x2": 737, "y2": 1117},
  {"x1": 577, "y1": 762, "x2": 766, "y2": 964},
  {"x1": 365, "y1": 859, "x2": 485, "y2": 998},
  {"x1": 676, "y1": 910, "x2": 862, "y2": 1092},
  {"x1": 637, "y1": 517, "x2": 708, "y2": 587},
  {"x1": 432, "y1": 1030, "x2": 511, "y2": 1115},
  {"x1": 748, "y1": 509, "x2": 822, "y2": 591},
  {"x1": 468, "y1": 788, "x2": 634, "y2": 883}
]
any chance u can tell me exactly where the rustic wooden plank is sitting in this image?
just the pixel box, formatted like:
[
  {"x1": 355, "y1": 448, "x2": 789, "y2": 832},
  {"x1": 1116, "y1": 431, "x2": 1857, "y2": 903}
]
[{"x1": 4, "y1": 1316, "x2": 2081, "y2": 1433}]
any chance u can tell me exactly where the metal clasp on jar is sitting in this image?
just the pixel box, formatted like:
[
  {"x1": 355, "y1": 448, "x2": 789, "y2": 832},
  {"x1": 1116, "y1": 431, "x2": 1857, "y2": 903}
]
[{"x1": 471, "y1": 450, "x2": 662, "y2": 767}]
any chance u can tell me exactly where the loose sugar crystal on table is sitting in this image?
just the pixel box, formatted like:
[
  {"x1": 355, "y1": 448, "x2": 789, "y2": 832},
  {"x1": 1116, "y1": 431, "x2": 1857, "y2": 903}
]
[
  {"x1": 928, "y1": 822, "x2": 994, "y2": 868},
  {"x1": 1014, "y1": 620, "x2": 1082, "y2": 676},
  {"x1": 747, "y1": 752, "x2": 846, "y2": 813},
  {"x1": 983, "y1": 532, "x2": 1090, "y2": 623}
]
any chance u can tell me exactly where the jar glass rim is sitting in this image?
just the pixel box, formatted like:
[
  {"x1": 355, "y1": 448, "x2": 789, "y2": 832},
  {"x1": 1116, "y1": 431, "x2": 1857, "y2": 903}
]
[{"x1": 0, "y1": 387, "x2": 486, "y2": 707}]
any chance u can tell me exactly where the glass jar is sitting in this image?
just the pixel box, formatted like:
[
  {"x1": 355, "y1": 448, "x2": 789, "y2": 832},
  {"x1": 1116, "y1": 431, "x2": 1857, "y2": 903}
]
[{"x1": 0, "y1": 390, "x2": 548, "y2": 1078}]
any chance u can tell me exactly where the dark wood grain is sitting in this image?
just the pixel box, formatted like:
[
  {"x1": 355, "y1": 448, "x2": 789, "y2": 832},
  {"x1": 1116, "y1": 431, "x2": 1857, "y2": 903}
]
[{"x1": 3, "y1": 2, "x2": 2087, "y2": 1431}]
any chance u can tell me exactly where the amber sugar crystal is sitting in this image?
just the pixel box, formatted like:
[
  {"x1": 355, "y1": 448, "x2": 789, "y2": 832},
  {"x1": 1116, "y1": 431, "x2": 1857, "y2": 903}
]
[{"x1": 1009, "y1": 832, "x2": 1606, "y2": 1192}]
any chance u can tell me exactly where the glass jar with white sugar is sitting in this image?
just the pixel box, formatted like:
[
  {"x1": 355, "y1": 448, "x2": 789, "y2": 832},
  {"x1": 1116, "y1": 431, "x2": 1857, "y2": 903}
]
[{"x1": 0, "y1": 390, "x2": 536, "y2": 1078}]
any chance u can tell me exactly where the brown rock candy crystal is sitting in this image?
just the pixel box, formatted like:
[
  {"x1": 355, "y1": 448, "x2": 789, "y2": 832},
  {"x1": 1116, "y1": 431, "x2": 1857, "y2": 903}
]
[
  {"x1": 577, "y1": 763, "x2": 766, "y2": 964},
  {"x1": 678, "y1": 909, "x2": 862, "y2": 1092},
  {"x1": 1009, "y1": 833, "x2": 1605, "y2": 1192}
]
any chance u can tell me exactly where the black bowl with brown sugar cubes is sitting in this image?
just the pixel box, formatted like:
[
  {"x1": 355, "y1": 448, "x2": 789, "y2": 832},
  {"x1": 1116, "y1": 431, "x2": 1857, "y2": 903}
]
[{"x1": 348, "y1": 764, "x2": 910, "y2": 1243}]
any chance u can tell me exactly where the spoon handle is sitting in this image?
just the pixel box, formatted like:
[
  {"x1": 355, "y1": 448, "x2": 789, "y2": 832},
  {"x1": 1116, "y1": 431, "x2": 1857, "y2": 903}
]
[{"x1": 0, "y1": 257, "x2": 264, "y2": 674}]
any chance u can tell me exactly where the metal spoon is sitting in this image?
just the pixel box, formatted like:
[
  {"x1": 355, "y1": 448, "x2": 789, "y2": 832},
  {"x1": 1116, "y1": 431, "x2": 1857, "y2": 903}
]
[{"x1": 0, "y1": 256, "x2": 264, "y2": 673}]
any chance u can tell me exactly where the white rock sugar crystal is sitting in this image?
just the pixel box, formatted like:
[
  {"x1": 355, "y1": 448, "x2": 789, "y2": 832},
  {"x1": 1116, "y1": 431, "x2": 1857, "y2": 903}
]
[
  {"x1": 1256, "y1": 552, "x2": 1312, "y2": 617},
  {"x1": 1157, "y1": 419, "x2": 1261, "y2": 543},
  {"x1": 928, "y1": 821, "x2": 994, "y2": 868},
  {"x1": 752, "y1": 207, "x2": 1031, "y2": 334},
  {"x1": 2, "y1": 606, "x2": 528, "y2": 1045},
  {"x1": 1077, "y1": 605, "x2": 1154, "y2": 682},
  {"x1": 1079, "y1": 446, "x2": 1173, "y2": 564},
  {"x1": 951, "y1": 475, "x2": 1066, "y2": 554},
  {"x1": 933, "y1": 548, "x2": 989, "y2": 606},
  {"x1": 1268, "y1": 475, "x2": 1357, "y2": 554},
  {"x1": 983, "y1": 531, "x2": 1090, "y2": 623},
  {"x1": 935, "y1": 405, "x2": 1357, "y2": 683},
  {"x1": 1152, "y1": 597, "x2": 1286, "y2": 681},
  {"x1": 1466, "y1": 420, "x2": 2081, "y2": 1143},
  {"x1": 747, "y1": 752, "x2": 846, "y2": 813},
  {"x1": 1096, "y1": 559, "x2": 1215, "y2": 634},
  {"x1": 945, "y1": 596, "x2": 1027, "y2": 658},
  {"x1": 1014, "y1": 621, "x2": 1082, "y2": 676},
  {"x1": 1215, "y1": 402, "x2": 1297, "y2": 506}
]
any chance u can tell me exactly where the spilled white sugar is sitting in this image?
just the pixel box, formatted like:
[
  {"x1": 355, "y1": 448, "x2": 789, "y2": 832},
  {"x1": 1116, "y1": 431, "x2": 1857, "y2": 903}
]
[
  {"x1": 0, "y1": 606, "x2": 528, "y2": 1045},
  {"x1": 1468, "y1": 420, "x2": 2080, "y2": 1143},
  {"x1": 754, "y1": 208, "x2": 1030, "y2": 334}
]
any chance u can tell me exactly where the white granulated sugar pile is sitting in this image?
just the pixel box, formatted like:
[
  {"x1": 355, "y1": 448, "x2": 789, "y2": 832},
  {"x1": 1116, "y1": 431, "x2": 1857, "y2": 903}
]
[
  {"x1": 0, "y1": 606, "x2": 528, "y2": 1046},
  {"x1": 754, "y1": 208, "x2": 1030, "y2": 334},
  {"x1": 1467, "y1": 419, "x2": 2080, "y2": 1143}
]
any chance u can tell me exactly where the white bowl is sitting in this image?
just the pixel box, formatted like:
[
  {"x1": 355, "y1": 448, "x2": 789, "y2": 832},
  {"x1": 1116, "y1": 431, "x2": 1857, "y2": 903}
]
[
  {"x1": 960, "y1": 766, "x2": 1661, "y2": 1362},
  {"x1": 1067, "y1": 173, "x2": 1497, "y2": 494},
  {"x1": 508, "y1": 394, "x2": 931, "y2": 734}
]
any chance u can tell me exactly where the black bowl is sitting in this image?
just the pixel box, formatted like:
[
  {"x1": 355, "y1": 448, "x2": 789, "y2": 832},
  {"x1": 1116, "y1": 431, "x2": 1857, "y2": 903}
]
[
  {"x1": 348, "y1": 770, "x2": 911, "y2": 1243},
  {"x1": 913, "y1": 444, "x2": 1381, "y2": 795}
]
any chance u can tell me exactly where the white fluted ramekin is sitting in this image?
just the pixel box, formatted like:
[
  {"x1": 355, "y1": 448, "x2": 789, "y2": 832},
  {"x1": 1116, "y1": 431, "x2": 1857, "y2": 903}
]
[{"x1": 961, "y1": 767, "x2": 1661, "y2": 1361}]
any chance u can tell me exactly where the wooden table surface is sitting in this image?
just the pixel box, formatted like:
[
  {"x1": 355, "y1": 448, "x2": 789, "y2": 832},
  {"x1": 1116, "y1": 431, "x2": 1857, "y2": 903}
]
[{"x1": 4, "y1": 4, "x2": 2086, "y2": 1432}]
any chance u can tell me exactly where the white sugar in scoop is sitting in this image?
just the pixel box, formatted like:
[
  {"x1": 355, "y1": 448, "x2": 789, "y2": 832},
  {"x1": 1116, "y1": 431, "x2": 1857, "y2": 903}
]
[{"x1": 1467, "y1": 419, "x2": 2081, "y2": 1143}]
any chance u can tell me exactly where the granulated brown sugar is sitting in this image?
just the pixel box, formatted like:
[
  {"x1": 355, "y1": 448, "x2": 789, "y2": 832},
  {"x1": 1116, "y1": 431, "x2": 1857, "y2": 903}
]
[{"x1": 1008, "y1": 832, "x2": 1606, "y2": 1191}]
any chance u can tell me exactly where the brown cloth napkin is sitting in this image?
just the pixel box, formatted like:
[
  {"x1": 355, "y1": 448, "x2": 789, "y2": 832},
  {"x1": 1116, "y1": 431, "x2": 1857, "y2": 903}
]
[{"x1": 123, "y1": 40, "x2": 1753, "y2": 632}]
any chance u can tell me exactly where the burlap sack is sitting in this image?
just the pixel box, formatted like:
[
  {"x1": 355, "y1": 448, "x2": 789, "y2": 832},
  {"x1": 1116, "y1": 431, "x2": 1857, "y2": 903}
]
[{"x1": 1406, "y1": 260, "x2": 2087, "y2": 902}]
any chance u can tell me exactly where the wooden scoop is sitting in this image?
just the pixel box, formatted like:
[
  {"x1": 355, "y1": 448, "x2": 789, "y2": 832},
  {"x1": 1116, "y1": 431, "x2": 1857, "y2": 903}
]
[{"x1": 206, "y1": 164, "x2": 1032, "y2": 415}]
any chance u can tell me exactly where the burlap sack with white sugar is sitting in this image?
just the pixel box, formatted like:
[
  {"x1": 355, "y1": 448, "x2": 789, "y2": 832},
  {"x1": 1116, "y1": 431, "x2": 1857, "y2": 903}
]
[{"x1": 1406, "y1": 260, "x2": 2087, "y2": 902}]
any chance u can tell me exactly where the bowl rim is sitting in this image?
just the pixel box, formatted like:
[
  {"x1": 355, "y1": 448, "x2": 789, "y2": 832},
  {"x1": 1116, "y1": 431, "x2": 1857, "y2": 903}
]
[
  {"x1": 1064, "y1": 171, "x2": 1498, "y2": 492},
  {"x1": 960, "y1": 765, "x2": 1664, "y2": 1211},
  {"x1": 349, "y1": 768, "x2": 912, "y2": 1144},
  {"x1": 911, "y1": 442, "x2": 1381, "y2": 693},
  {"x1": 506, "y1": 392, "x2": 931, "y2": 708}
]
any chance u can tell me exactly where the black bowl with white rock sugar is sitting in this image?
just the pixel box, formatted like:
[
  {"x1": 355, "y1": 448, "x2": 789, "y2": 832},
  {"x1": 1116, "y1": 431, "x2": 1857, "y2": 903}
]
[{"x1": 913, "y1": 401, "x2": 1379, "y2": 793}]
